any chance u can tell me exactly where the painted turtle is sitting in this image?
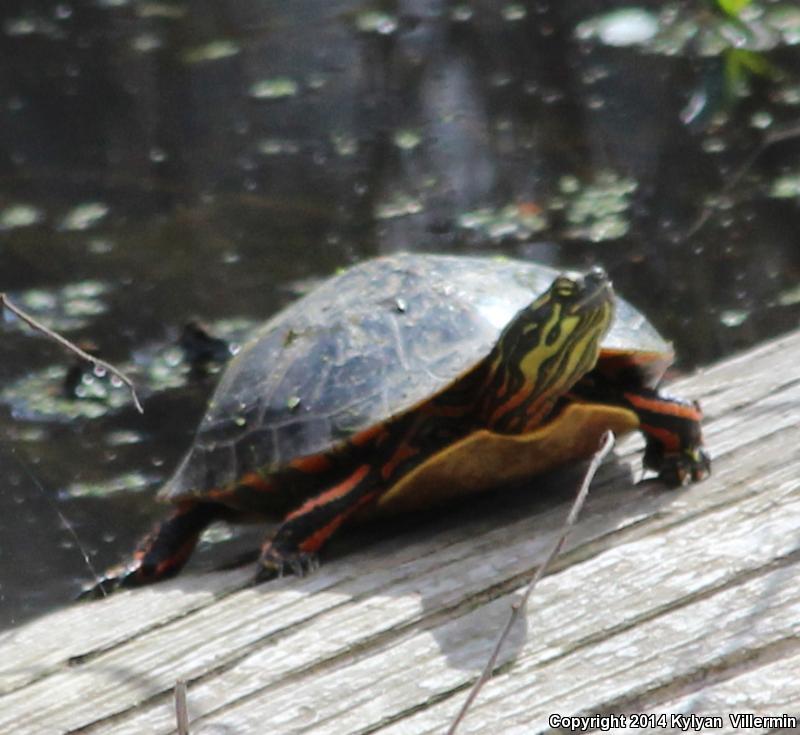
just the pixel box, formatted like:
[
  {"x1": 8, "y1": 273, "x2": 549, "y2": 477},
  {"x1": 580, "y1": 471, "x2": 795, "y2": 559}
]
[{"x1": 83, "y1": 254, "x2": 709, "y2": 596}]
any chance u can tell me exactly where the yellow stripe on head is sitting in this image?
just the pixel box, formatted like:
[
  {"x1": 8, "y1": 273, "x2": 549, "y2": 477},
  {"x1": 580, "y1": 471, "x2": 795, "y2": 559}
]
[{"x1": 482, "y1": 269, "x2": 614, "y2": 432}]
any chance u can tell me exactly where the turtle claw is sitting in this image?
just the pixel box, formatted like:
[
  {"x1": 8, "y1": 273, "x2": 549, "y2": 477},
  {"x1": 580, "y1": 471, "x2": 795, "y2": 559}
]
[
  {"x1": 76, "y1": 561, "x2": 142, "y2": 601},
  {"x1": 644, "y1": 442, "x2": 711, "y2": 486},
  {"x1": 255, "y1": 546, "x2": 319, "y2": 584},
  {"x1": 76, "y1": 577, "x2": 116, "y2": 602}
]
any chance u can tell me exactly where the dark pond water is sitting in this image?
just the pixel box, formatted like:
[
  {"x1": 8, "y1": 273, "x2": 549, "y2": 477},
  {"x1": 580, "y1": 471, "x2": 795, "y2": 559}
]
[{"x1": 1, "y1": 0, "x2": 799, "y2": 629}]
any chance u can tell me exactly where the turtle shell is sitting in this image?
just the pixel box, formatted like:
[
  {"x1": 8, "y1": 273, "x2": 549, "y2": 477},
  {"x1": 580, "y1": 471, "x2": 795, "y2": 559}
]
[{"x1": 162, "y1": 254, "x2": 671, "y2": 501}]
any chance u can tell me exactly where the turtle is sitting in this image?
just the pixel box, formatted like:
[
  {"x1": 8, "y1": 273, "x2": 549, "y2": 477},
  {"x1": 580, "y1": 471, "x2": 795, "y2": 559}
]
[{"x1": 82, "y1": 253, "x2": 710, "y2": 596}]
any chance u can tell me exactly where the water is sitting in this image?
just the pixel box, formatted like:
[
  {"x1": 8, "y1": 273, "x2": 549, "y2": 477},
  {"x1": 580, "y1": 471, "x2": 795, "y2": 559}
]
[{"x1": 1, "y1": 0, "x2": 799, "y2": 628}]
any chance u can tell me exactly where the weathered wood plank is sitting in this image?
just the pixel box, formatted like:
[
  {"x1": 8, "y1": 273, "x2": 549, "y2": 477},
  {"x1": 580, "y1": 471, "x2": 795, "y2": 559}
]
[
  {"x1": 0, "y1": 329, "x2": 797, "y2": 735},
  {"x1": 115, "y1": 422, "x2": 800, "y2": 735},
  {"x1": 0, "y1": 569, "x2": 250, "y2": 694},
  {"x1": 177, "y1": 564, "x2": 800, "y2": 735},
  {"x1": 613, "y1": 650, "x2": 800, "y2": 735}
]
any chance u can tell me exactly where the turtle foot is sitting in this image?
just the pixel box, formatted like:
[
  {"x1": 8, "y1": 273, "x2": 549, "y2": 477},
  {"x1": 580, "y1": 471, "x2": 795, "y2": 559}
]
[
  {"x1": 255, "y1": 545, "x2": 319, "y2": 583},
  {"x1": 644, "y1": 443, "x2": 711, "y2": 486},
  {"x1": 76, "y1": 560, "x2": 146, "y2": 601}
]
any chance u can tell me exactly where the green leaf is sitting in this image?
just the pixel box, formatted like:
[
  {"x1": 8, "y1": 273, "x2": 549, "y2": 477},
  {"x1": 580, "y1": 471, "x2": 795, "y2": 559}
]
[
  {"x1": 732, "y1": 49, "x2": 777, "y2": 78},
  {"x1": 723, "y1": 49, "x2": 779, "y2": 100},
  {"x1": 716, "y1": 0, "x2": 753, "y2": 18}
]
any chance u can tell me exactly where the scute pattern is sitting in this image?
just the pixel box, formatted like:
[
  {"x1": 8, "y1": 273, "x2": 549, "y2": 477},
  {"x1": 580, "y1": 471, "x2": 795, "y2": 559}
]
[{"x1": 162, "y1": 254, "x2": 670, "y2": 500}]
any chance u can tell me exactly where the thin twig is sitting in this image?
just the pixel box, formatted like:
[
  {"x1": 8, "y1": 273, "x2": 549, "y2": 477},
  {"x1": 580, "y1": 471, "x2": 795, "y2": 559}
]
[
  {"x1": 9, "y1": 445, "x2": 107, "y2": 594},
  {"x1": 1, "y1": 292, "x2": 143, "y2": 413},
  {"x1": 446, "y1": 430, "x2": 616, "y2": 735},
  {"x1": 685, "y1": 119, "x2": 800, "y2": 240},
  {"x1": 175, "y1": 679, "x2": 190, "y2": 735}
]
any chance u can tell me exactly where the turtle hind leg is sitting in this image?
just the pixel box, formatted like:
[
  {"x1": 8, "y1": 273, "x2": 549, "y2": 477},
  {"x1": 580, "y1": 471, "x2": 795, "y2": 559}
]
[
  {"x1": 78, "y1": 501, "x2": 224, "y2": 600},
  {"x1": 256, "y1": 464, "x2": 378, "y2": 582}
]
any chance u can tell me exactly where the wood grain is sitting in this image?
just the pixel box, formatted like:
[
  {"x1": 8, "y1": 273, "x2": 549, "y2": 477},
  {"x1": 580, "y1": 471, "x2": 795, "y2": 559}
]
[{"x1": 1, "y1": 329, "x2": 798, "y2": 735}]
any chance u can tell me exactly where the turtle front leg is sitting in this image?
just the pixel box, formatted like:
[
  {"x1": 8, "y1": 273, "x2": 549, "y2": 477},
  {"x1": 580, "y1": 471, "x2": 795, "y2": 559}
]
[
  {"x1": 256, "y1": 464, "x2": 379, "y2": 582},
  {"x1": 621, "y1": 387, "x2": 711, "y2": 486},
  {"x1": 78, "y1": 501, "x2": 223, "y2": 599},
  {"x1": 570, "y1": 375, "x2": 710, "y2": 486}
]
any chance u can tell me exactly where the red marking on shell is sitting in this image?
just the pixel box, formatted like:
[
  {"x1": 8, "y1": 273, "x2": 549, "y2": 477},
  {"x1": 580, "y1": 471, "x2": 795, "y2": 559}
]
[
  {"x1": 289, "y1": 454, "x2": 332, "y2": 475},
  {"x1": 238, "y1": 471, "x2": 277, "y2": 491}
]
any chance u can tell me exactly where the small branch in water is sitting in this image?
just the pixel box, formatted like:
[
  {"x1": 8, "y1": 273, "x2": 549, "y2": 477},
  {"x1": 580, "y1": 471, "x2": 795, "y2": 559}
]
[
  {"x1": 9, "y1": 445, "x2": 106, "y2": 594},
  {"x1": 0, "y1": 292, "x2": 143, "y2": 413},
  {"x1": 685, "y1": 119, "x2": 800, "y2": 240},
  {"x1": 175, "y1": 680, "x2": 190, "y2": 735},
  {"x1": 445, "y1": 431, "x2": 616, "y2": 735}
]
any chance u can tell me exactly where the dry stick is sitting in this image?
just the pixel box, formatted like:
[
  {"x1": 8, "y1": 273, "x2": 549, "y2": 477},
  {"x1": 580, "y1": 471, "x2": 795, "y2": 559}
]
[
  {"x1": 175, "y1": 680, "x2": 190, "y2": 735},
  {"x1": 0, "y1": 292, "x2": 143, "y2": 413},
  {"x1": 445, "y1": 430, "x2": 616, "y2": 735}
]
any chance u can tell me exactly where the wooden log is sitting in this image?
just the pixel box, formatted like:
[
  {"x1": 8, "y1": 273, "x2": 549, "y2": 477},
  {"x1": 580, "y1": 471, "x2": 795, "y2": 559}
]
[{"x1": 0, "y1": 329, "x2": 798, "y2": 735}]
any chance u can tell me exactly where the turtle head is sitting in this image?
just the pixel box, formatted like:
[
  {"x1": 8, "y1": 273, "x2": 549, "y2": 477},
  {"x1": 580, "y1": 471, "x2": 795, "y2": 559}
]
[{"x1": 482, "y1": 267, "x2": 615, "y2": 432}]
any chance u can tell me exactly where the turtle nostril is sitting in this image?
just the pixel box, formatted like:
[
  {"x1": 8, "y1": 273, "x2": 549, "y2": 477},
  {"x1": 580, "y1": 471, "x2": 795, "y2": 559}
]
[
  {"x1": 588, "y1": 266, "x2": 607, "y2": 281},
  {"x1": 584, "y1": 266, "x2": 611, "y2": 291}
]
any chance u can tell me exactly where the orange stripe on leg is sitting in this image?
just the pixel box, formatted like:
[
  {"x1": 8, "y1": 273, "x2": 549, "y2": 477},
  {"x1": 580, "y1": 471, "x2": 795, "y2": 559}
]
[
  {"x1": 381, "y1": 444, "x2": 419, "y2": 481},
  {"x1": 285, "y1": 464, "x2": 371, "y2": 521},
  {"x1": 641, "y1": 424, "x2": 681, "y2": 453},
  {"x1": 152, "y1": 535, "x2": 202, "y2": 579},
  {"x1": 623, "y1": 392, "x2": 702, "y2": 421},
  {"x1": 299, "y1": 491, "x2": 378, "y2": 553}
]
